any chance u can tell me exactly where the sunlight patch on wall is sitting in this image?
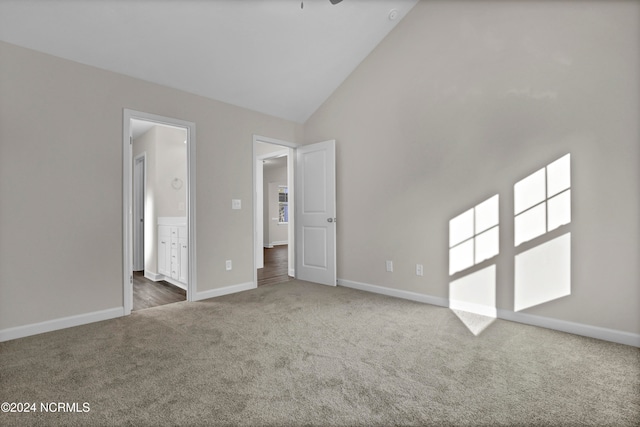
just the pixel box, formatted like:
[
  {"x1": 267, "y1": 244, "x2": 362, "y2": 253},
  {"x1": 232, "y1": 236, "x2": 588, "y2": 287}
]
[
  {"x1": 446, "y1": 154, "x2": 572, "y2": 331},
  {"x1": 449, "y1": 195, "x2": 499, "y2": 275},
  {"x1": 514, "y1": 154, "x2": 571, "y2": 246},
  {"x1": 514, "y1": 153, "x2": 571, "y2": 311},
  {"x1": 449, "y1": 194, "x2": 498, "y2": 335},
  {"x1": 515, "y1": 233, "x2": 571, "y2": 311}
]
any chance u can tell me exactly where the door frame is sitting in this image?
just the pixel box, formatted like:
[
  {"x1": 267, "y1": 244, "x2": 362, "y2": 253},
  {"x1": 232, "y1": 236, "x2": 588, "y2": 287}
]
[
  {"x1": 123, "y1": 109, "x2": 197, "y2": 315},
  {"x1": 253, "y1": 135, "x2": 297, "y2": 286},
  {"x1": 132, "y1": 152, "x2": 146, "y2": 271}
]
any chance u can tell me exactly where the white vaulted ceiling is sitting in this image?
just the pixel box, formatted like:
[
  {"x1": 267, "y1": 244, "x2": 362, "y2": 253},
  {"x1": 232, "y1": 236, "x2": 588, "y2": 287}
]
[{"x1": 0, "y1": 0, "x2": 418, "y2": 123}]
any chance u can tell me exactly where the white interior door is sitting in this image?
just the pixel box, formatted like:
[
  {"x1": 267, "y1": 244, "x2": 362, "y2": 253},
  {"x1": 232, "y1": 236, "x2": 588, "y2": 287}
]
[{"x1": 295, "y1": 140, "x2": 336, "y2": 286}]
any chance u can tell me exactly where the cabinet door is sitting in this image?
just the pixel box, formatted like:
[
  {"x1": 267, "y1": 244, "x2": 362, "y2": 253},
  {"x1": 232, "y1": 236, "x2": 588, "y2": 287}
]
[
  {"x1": 170, "y1": 247, "x2": 179, "y2": 280},
  {"x1": 179, "y1": 238, "x2": 188, "y2": 284},
  {"x1": 158, "y1": 237, "x2": 170, "y2": 276}
]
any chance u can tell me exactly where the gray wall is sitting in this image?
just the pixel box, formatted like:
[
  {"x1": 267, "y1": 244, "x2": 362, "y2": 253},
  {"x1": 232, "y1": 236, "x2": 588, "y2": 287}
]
[
  {"x1": 153, "y1": 126, "x2": 188, "y2": 218},
  {"x1": 0, "y1": 41, "x2": 302, "y2": 330},
  {"x1": 304, "y1": 0, "x2": 640, "y2": 335}
]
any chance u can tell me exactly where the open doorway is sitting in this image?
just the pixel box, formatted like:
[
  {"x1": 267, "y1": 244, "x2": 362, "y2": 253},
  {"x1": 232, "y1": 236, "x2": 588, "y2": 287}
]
[
  {"x1": 259, "y1": 154, "x2": 290, "y2": 286},
  {"x1": 130, "y1": 119, "x2": 187, "y2": 310},
  {"x1": 254, "y1": 136, "x2": 296, "y2": 287},
  {"x1": 123, "y1": 110, "x2": 196, "y2": 315},
  {"x1": 254, "y1": 136, "x2": 337, "y2": 288}
]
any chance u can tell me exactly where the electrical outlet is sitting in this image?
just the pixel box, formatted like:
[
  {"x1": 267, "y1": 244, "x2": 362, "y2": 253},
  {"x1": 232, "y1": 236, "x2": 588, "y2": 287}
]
[
  {"x1": 416, "y1": 264, "x2": 424, "y2": 276},
  {"x1": 232, "y1": 199, "x2": 241, "y2": 210},
  {"x1": 386, "y1": 260, "x2": 393, "y2": 272},
  {"x1": 225, "y1": 260, "x2": 232, "y2": 271}
]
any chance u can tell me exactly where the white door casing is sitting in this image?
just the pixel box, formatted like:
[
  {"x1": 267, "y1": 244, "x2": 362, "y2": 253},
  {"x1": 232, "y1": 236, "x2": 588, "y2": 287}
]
[
  {"x1": 255, "y1": 158, "x2": 264, "y2": 269},
  {"x1": 295, "y1": 140, "x2": 336, "y2": 286},
  {"x1": 133, "y1": 154, "x2": 145, "y2": 271}
]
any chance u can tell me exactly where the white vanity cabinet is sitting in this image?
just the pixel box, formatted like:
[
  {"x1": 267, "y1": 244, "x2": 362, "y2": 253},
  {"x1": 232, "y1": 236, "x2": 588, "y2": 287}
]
[{"x1": 158, "y1": 219, "x2": 188, "y2": 288}]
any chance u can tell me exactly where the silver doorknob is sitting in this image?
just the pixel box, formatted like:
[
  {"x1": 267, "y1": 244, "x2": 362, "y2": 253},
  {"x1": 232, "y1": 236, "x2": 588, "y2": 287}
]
[{"x1": 327, "y1": 218, "x2": 333, "y2": 223}]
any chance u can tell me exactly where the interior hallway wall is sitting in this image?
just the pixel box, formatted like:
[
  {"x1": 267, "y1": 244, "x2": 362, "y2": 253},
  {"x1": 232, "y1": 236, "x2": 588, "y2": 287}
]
[
  {"x1": 264, "y1": 160, "x2": 288, "y2": 247},
  {"x1": 154, "y1": 126, "x2": 187, "y2": 218},
  {"x1": 303, "y1": 0, "x2": 640, "y2": 335}
]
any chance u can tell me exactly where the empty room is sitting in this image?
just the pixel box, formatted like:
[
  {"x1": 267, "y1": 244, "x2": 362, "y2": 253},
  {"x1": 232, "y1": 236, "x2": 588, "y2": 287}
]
[{"x1": 0, "y1": 0, "x2": 638, "y2": 426}]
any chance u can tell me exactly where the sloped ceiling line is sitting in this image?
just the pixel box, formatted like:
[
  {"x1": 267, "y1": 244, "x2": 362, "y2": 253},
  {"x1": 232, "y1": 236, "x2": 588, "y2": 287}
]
[{"x1": 0, "y1": 0, "x2": 418, "y2": 123}]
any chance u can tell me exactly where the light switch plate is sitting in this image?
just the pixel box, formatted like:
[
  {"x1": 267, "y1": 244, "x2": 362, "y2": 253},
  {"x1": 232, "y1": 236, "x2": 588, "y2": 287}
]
[
  {"x1": 232, "y1": 199, "x2": 241, "y2": 210},
  {"x1": 386, "y1": 260, "x2": 393, "y2": 272}
]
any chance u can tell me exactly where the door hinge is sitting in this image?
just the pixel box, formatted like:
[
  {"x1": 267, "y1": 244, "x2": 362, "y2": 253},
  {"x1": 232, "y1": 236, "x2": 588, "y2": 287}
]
[
  {"x1": 130, "y1": 275, "x2": 133, "y2": 284},
  {"x1": 130, "y1": 136, "x2": 133, "y2": 145}
]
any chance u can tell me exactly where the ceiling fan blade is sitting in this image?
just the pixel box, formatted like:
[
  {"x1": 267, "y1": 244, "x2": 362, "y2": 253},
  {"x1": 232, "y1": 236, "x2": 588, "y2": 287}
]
[{"x1": 330, "y1": 0, "x2": 343, "y2": 4}]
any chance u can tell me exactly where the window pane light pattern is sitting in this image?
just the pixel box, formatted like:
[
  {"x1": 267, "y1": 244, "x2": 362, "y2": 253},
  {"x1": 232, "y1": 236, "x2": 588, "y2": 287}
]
[
  {"x1": 514, "y1": 154, "x2": 570, "y2": 246},
  {"x1": 449, "y1": 195, "x2": 499, "y2": 275},
  {"x1": 515, "y1": 233, "x2": 571, "y2": 311}
]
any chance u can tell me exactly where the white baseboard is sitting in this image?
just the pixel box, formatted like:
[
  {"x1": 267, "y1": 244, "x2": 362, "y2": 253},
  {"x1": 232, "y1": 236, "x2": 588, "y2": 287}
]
[
  {"x1": 193, "y1": 281, "x2": 255, "y2": 302},
  {"x1": 4, "y1": 282, "x2": 637, "y2": 348},
  {"x1": 337, "y1": 279, "x2": 449, "y2": 308},
  {"x1": 270, "y1": 241, "x2": 288, "y2": 246},
  {"x1": 151, "y1": 273, "x2": 187, "y2": 291},
  {"x1": 144, "y1": 271, "x2": 163, "y2": 281},
  {"x1": 0, "y1": 307, "x2": 123, "y2": 342},
  {"x1": 338, "y1": 278, "x2": 639, "y2": 348},
  {"x1": 289, "y1": 268, "x2": 295, "y2": 278},
  {"x1": 163, "y1": 277, "x2": 187, "y2": 291},
  {"x1": 497, "y1": 309, "x2": 640, "y2": 348}
]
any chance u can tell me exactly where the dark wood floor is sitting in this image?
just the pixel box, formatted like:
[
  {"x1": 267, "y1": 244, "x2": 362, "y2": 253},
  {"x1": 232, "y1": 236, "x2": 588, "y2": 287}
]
[
  {"x1": 257, "y1": 245, "x2": 292, "y2": 286},
  {"x1": 133, "y1": 245, "x2": 288, "y2": 309},
  {"x1": 133, "y1": 271, "x2": 186, "y2": 311}
]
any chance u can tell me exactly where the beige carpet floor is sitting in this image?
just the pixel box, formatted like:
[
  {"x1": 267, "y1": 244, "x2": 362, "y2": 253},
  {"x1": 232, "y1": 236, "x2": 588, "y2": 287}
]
[{"x1": 1, "y1": 280, "x2": 639, "y2": 426}]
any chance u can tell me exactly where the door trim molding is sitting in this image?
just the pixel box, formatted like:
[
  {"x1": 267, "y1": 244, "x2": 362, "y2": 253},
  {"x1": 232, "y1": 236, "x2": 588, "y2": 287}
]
[
  {"x1": 132, "y1": 152, "x2": 146, "y2": 271},
  {"x1": 123, "y1": 109, "x2": 197, "y2": 315}
]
